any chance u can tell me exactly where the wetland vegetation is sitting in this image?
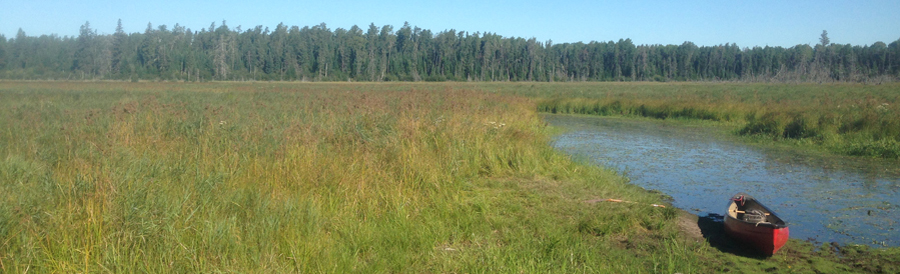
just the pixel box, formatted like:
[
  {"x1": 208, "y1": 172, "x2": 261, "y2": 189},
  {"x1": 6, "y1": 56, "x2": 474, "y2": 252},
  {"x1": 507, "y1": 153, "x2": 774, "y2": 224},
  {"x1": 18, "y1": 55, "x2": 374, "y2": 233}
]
[
  {"x1": 526, "y1": 82, "x2": 900, "y2": 159},
  {"x1": 1, "y1": 81, "x2": 898, "y2": 272}
]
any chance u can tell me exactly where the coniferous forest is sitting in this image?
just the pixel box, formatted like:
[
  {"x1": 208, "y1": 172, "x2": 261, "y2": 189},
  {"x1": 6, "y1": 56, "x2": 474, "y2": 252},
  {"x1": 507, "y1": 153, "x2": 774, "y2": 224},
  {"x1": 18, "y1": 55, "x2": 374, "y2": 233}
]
[{"x1": 0, "y1": 20, "x2": 898, "y2": 82}]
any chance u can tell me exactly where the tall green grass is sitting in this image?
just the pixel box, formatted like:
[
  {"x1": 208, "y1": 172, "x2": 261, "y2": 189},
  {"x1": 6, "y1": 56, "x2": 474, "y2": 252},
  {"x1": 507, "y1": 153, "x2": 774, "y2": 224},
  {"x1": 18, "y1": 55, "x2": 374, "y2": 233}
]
[
  {"x1": 1, "y1": 82, "x2": 896, "y2": 273},
  {"x1": 0, "y1": 82, "x2": 696, "y2": 272}
]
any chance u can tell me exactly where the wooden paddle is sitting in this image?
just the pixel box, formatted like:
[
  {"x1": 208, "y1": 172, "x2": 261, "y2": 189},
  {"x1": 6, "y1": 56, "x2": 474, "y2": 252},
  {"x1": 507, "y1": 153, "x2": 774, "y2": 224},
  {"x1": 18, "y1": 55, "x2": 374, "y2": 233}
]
[{"x1": 732, "y1": 210, "x2": 770, "y2": 216}]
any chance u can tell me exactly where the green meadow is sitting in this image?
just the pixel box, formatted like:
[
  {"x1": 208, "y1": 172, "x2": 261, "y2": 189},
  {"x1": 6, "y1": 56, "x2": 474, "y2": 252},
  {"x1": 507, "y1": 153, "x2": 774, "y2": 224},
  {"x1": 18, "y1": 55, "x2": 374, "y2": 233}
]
[{"x1": 1, "y1": 82, "x2": 897, "y2": 273}]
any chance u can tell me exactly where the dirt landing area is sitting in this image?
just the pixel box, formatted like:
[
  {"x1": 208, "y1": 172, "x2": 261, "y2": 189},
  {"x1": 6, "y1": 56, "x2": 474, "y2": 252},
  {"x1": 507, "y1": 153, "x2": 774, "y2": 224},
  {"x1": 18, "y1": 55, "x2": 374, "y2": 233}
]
[{"x1": 677, "y1": 210, "x2": 705, "y2": 241}]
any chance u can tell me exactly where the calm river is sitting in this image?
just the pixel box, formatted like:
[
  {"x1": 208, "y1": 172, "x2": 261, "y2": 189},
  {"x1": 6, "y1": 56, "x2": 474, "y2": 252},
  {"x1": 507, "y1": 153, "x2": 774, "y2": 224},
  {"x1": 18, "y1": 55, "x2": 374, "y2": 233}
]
[{"x1": 545, "y1": 114, "x2": 900, "y2": 247}]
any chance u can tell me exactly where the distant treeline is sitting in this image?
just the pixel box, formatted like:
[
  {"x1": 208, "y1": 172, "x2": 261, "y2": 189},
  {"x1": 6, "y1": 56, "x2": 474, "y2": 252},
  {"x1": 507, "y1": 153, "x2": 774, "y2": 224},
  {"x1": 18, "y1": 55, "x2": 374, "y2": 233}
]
[{"x1": 0, "y1": 21, "x2": 898, "y2": 82}]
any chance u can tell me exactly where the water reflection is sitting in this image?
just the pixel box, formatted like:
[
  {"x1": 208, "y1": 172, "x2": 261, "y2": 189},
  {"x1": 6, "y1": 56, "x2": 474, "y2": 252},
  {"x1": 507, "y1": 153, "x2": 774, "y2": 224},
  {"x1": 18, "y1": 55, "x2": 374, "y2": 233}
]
[{"x1": 545, "y1": 114, "x2": 900, "y2": 246}]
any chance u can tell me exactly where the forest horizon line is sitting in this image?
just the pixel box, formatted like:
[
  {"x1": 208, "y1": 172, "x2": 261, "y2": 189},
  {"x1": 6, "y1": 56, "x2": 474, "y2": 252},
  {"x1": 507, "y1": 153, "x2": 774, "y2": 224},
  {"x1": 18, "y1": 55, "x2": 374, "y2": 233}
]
[{"x1": 0, "y1": 20, "x2": 898, "y2": 82}]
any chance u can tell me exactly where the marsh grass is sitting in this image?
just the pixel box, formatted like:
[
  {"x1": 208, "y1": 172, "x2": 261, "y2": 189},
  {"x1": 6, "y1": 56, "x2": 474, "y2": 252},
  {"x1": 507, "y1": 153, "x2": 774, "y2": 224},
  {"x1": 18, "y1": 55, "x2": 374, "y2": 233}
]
[
  {"x1": 0, "y1": 82, "x2": 695, "y2": 272},
  {"x1": 1, "y1": 81, "x2": 896, "y2": 273}
]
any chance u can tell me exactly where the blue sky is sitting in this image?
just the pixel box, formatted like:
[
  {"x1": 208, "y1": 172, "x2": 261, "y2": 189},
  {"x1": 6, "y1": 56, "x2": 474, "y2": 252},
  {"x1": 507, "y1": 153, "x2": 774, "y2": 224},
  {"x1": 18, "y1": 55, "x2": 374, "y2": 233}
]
[{"x1": 2, "y1": 0, "x2": 898, "y2": 48}]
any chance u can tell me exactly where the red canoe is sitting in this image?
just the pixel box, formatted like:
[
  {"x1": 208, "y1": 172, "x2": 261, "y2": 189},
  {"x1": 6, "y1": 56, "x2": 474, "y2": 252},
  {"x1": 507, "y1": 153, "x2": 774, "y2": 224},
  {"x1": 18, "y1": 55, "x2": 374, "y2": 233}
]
[{"x1": 724, "y1": 193, "x2": 789, "y2": 255}]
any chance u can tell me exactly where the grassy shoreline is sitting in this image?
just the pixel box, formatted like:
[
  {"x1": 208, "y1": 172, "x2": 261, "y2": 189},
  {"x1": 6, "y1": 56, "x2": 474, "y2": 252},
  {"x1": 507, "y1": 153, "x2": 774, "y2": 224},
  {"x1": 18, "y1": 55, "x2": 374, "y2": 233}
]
[
  {"x1": 1, "y1": 81, "x2": 897, "y2": 272},
  {"x1": 512, "y1": 82, "x2": 900, "y2": 159}
]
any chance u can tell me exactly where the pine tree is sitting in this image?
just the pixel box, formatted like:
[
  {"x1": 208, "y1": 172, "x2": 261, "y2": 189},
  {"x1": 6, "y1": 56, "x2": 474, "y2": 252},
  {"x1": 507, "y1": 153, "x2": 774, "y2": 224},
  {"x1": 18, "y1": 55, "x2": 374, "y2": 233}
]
[
  {"x1": 111, "y1": 19, "x2": 127, "y2": 76},
  {"x1": 0, "y1": 34, "x2": 7, "y2": 70},
  {"x1": 73, "y1": 21, "x2": 97, "y2": 78},
  {"x1": 820, "y1": 30, "x2": 830, "y2": 47}
]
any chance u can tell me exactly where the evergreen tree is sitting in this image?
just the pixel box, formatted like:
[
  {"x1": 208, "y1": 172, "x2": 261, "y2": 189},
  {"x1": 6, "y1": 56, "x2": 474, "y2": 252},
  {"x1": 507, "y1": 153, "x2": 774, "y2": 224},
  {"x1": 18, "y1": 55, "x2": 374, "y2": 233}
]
[
  {"x1": 346, "y1": 25, "x2": 367, "y2": 80},
  {"x1": 0, "y1": 34, "x2": 7, "y2": 70},
  {"x1": 73, "y1": 21, "x2": 97, "y2": 78},
  {"x1": 365, "y1": 23, "x2": 379, "y2": 81},
  {"x1": 820, "y1": 30, "x2": 830, "y2": 47},
  {"x1": 110, "y1": 19, "x2": 127, "y2": 76}
]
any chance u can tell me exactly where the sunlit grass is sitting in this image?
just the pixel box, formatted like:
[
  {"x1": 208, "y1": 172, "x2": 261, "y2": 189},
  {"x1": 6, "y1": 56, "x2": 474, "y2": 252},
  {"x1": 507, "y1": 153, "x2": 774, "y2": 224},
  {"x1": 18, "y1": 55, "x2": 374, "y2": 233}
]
[
  {"x1": 1, "y1": 81, "x2": 896, "y2": 273},
  {"x1": 0, "y1": 82, "x2": 687, "y2": 272}
]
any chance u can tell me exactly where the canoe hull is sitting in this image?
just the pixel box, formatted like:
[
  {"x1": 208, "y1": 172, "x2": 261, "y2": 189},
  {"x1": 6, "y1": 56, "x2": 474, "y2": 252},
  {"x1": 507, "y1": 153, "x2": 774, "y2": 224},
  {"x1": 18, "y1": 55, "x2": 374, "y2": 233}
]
[
  {"x1": 724, "y1": 193, "x2": 789, "y2": 255},
  {"x1": 724, "y1": 216, "x2": 789, "y2": 255}
]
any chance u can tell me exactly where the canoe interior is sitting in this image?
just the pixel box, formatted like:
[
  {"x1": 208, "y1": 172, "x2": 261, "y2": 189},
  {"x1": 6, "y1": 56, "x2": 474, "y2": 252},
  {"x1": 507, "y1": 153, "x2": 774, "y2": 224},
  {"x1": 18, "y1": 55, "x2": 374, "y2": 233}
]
[{"x1": 726, "y1": 194, "x2": 787, "y2": 228}]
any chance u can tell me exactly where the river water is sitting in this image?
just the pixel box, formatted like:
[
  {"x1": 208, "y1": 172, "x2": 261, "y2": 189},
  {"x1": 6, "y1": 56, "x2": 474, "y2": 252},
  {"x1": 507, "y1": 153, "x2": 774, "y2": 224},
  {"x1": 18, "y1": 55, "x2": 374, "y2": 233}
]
[{"x1": 545, "y1": 114, "x2": 900, "y2": 247}]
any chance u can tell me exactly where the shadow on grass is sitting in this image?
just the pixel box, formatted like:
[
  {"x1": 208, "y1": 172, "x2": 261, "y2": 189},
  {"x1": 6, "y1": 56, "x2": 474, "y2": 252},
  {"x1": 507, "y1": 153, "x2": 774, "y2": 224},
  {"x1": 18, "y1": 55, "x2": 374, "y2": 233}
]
[{"x1": 698, "y1": 213, "x2": 771, "y2": 259}]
